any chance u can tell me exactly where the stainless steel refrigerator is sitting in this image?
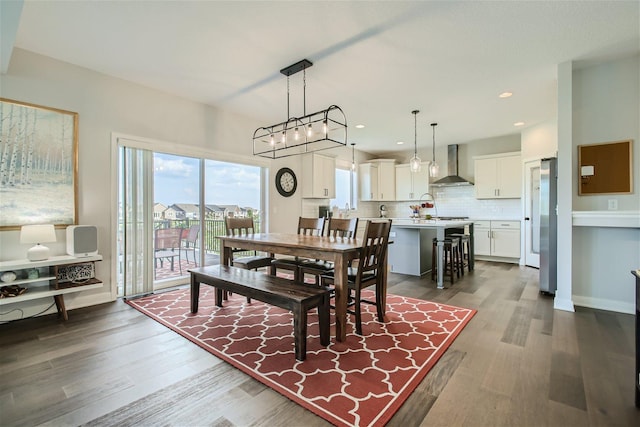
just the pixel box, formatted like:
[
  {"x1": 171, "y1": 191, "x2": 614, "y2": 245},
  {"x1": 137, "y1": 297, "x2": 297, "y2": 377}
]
[{"x1": 539, "y1": 158, "x2": 557, "y2": 294}]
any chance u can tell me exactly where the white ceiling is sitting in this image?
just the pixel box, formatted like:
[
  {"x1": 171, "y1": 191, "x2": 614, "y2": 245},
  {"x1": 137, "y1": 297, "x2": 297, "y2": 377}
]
[{"x1": 8, "y1": 1, "x2": 640, "y2": 156}]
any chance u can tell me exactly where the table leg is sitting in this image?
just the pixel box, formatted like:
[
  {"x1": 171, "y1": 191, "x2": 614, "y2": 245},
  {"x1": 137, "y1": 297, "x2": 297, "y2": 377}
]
[
  {"x1": 379, "y1": 249, "x2": 388, "y2": 317},
  {"x1": 221, "y1": 243, "x2": 233, "y2": 300},
  {"x1": 437, "y1": 228, "x2": 445, "y2": 289},
  {"x1": 222, "y1": 244, "x2": 232, "y2": 266},
  {"x1": 468, "y1": 223, "x2": 475, "y2": 270},
  {"x1": 333, "y1": 254, "x2": 347, "y2": 342},
  {"x1": 190, "y1": 274, "x2": 200, "y2": 313},
  {"x1": 53, "y1": 295, "x2": 68, "y2": 320}
]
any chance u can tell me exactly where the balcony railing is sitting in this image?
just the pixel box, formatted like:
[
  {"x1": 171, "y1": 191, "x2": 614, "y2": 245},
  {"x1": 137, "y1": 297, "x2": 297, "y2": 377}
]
[{"x1": 154, "y1": 217, "x2": 261, "y2": 255}]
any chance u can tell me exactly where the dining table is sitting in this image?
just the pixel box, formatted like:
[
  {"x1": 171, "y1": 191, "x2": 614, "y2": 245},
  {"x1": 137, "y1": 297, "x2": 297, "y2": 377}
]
[{"x1": 218, "y1": 232, "x2": 378, "y2": 342}]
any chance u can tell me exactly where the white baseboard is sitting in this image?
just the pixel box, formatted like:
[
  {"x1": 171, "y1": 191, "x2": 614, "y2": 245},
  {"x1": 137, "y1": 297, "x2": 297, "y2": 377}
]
[
  {"x1": 572, "y1": 295, "x2": 635, "y2": 315},
  {"x1": 553, "y1": 296, "x2": 575, "y2": 312},
  {"x1": 475, "y1": 255, "x2": 520, "y2": 264}
]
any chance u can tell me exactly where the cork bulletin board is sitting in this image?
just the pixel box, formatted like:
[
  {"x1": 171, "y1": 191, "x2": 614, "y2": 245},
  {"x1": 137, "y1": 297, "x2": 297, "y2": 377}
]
[{"x1": 578, "y1": 139, "x2": 633, "y2": 195}]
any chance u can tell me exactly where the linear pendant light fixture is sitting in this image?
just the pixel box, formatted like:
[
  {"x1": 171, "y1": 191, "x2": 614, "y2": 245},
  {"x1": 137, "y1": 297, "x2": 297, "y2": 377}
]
[
  {"x1": 409, "y1": 110, "x2": 421, "y2": 173},
  {"x1": 253, "y1": 59, "x2": 347, "y2": 159},
  {"x1": 429, "y1": 122, "x2": 440, "y2": 177}
]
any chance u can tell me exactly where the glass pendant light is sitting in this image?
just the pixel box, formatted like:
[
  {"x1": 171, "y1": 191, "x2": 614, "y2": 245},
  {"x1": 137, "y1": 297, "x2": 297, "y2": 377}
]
[
  {"x1": 350, "y1": 143, "x2": 356, "y2": 171},
  {"x1": 410, "y1": 110, "x2": 421, "y2": 173},
  {"x1": 429, "y1": 122, "x2": 439, "y2": 177}
]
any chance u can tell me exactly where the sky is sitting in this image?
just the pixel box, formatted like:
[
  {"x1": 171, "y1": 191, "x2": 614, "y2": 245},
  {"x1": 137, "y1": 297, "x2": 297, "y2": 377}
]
[{"x1": 153, "y1": 153, "x2": 261, "y2": 209}]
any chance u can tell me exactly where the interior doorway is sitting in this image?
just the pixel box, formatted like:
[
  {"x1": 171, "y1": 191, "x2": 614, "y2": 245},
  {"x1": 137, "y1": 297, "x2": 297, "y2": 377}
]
[{"x1": 524, "y1": 159, "x2": 541, "y2": 268}]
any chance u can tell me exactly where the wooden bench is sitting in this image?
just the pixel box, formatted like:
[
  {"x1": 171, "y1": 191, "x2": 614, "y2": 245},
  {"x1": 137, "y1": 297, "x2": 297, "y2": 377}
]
[{"x1": 189, "y1": 265, "x2": 331, "y2": 361}]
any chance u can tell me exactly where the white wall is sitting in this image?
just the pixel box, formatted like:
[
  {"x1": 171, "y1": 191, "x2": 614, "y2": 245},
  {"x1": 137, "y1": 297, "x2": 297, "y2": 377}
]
[
  {"x1": 568, "y1": 54, "x2": 640, "y2": 314},
  {"x1": 573, "y1": 55, "x2": 640, "y2": 211},
  {"x1": 521, "y1": 119, "x2": 558, "y2": 161},
  {"x1": 0, "y1": 49, "x2": 267, "y2": 319}
]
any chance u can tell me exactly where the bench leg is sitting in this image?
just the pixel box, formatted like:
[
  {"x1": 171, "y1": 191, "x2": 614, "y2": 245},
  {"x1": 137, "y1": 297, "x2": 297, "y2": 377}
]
[
  {"x1": 292, "y1": 306, "x2": 307, "y2": 361},
  {"x1": 190, "y1": 276, "x2": 200, "y2": 313},
  {"x1": 318, "y1": 294, "x2": 330, "y2": 346}
]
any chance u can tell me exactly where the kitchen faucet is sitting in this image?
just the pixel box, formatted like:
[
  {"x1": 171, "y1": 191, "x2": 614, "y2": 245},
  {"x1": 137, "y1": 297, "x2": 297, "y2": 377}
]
[{"x1": 419, "y1": 192, "x2": 438, "y2": 218}]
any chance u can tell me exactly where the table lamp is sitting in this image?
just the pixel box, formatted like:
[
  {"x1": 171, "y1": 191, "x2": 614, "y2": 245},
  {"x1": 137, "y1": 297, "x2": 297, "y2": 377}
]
[{"x1": 20, "y1": 224, "x2": 57, "y2": 261}]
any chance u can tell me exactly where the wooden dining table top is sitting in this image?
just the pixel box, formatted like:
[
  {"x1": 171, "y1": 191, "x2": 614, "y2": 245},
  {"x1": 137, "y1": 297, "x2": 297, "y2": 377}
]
[{"x1": 218, "y1": 233, "x2": 363, "y2": 256}]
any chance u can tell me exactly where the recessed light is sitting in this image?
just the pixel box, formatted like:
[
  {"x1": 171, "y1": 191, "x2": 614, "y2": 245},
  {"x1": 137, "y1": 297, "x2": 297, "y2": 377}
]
[
  {"x1": 513, "y1": 121, "x2": 525, "y2": 127},
  {"x1": 499, "y1": 92, "x2": 513, "y2": 98},
  {"x1": 355, "y1": 124, "x2": 365, "y2": 129},
  {"x1": 396, "y1": 141, "x2": 404, "y2": 145}
]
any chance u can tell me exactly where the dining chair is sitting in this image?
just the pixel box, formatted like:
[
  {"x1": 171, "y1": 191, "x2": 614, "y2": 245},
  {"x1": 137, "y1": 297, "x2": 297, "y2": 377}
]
[
  {"x1": 224, "y1": 217, "x2": 274, "y2": 271},
  {"x1": 154, "y1": 228, "x2": 182, "y2": 279},
  {"x1": 271, "y1": 216, "x2": 325, "y2": 283},
  {"x1": 182, "y1": 224, "x2": 200, "y2": 266},
  {"x1": 298, "y1": 217, "x2": 359, "y2": 286},
  {"x1": 320, "y1": 219, "x2": 392, "y2": 335}
]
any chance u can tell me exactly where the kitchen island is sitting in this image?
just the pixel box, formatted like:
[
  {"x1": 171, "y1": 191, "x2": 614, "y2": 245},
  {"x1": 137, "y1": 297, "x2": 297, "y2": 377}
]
[{"x1": 389, "y1": 219, "x2": 474, "y2": 289}]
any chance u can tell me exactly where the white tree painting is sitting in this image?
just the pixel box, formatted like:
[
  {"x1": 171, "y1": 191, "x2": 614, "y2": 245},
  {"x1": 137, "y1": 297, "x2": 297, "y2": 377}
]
[{"x1": 0, "y1": 99, "x2": 77, "y2": 229}]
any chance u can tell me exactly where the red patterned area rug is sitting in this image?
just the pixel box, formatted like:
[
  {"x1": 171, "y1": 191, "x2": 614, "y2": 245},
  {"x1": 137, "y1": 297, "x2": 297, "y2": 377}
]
[{"x1": 127, "y1": 288, "x2": 475, "y2": 427}]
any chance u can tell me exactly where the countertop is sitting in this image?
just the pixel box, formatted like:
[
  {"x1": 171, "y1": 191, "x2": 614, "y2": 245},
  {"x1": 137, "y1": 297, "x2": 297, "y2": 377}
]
[{"x1": 391, "y1": 219, "x2": 473, "y2": 228}]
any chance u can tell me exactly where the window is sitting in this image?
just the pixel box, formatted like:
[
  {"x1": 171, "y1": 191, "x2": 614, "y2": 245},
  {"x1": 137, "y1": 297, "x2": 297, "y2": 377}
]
[{"x1": 331, "y1": 163, "x2": 357, "y2": 210}]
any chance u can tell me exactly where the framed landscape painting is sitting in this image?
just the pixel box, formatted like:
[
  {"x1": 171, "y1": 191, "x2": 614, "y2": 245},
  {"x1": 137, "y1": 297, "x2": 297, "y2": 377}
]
[{"x1": 0, "y1": 98, "x2": 78, "y2": 229}]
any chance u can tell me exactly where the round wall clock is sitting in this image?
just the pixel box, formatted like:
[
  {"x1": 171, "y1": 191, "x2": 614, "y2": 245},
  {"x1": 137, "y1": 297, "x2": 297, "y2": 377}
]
[{"x1": 275, "y1": 167, "x2": 297, "y2": 197}]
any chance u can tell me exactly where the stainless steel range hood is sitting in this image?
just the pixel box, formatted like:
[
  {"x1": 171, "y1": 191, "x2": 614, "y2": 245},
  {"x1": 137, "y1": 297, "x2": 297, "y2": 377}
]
[{"x1": 430, "y1": 144, "x2": 474, "y2": 187}]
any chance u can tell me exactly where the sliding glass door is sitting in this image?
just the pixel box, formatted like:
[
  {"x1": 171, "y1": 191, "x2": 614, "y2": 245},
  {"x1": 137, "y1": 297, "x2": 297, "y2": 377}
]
[
  {"x1": 116, "y1": 140, "x2": 264, "y2": 297},
  {"x1": 117, "y1": 147, "x2": 153, "y2": 296}
]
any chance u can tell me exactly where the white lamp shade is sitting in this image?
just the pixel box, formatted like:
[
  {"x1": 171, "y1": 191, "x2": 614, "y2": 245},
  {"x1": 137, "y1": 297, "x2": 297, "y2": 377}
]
[
  {"x1": 20, "y1": 224, "x2": 57, "y2": 244},
  {"x1": 20, "y1": 225, "x2": 57, "y2": 261}
]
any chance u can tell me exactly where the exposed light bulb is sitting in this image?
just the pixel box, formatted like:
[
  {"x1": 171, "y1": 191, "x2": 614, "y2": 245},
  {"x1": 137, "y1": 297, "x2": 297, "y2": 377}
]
[
  {"x1": 410, "y1": 155, "x2": 421, "y2": 172},
  {"x1": 323, "y1": 120, "x2": 328, "y2": 134},
  {"x1": 429, "y1": 161, "x2": 439, "y2": 178},
  {"x1": 307, "y1": 123, "x2": 313, "y2": 137},
  {"x1": 430, "y1": 122, "x2": 439, "y2": 177},
  {"x1": 350, "y1": 143, "x2": 356, "y2": 171},
  {"x1": 270, "y1": 134, "x2": 275, "y2": 146},
  {"x1": 281, "y1": 131, "x2": 286, "y2": 144},
  {"x1": 294, "y1": 127, "x2": 299, "y2": 141},
  {"x1": 411, "y1": 110, "x2": 420, "y2": 173}
]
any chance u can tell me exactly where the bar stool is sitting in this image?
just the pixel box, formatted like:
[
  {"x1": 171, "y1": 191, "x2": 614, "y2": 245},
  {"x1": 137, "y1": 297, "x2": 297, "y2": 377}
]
[
  {"x1": 431, "y1": 237, "x2": 461, "y2": 284},
  {"x1": 448, "y1": 233, "x2": 471, "y2": 273}
]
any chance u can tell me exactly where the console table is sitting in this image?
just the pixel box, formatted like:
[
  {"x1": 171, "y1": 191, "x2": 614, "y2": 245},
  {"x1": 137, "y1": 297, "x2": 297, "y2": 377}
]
[{"x1": 0, "y1": 255, "x2": 102, "y2": 321}]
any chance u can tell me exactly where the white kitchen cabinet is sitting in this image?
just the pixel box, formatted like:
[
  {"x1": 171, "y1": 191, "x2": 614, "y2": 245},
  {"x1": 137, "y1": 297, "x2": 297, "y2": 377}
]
[
  {"x1": 473, "y1": 221, "x2": 492, "y2": 256},
  {"x1": 490, "y1": 221, "x2": 521, "y2": 258},
  {"x1": 473, "y1": 220, "x2": 520, "y2": 259},
  {"x1": 474, "y1": 152, "x2": 522, "y2": 199},
  {"x1": 302, "y1": 153, "x2": 335, "y2": 198},
  {"x1": 359, "y1": 163, "x2": 378, "y2": 201},
  {"x1": 395, "y1": 163, "x2": 430, "y2": 200},
  {"x1": 359, "y1": 159, "x2": 395, "y2": 201}
]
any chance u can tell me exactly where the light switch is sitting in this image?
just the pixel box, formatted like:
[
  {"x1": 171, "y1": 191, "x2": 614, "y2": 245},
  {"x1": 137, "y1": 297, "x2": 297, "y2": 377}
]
[{"x1": 607, "y1": 199, "x2": 618, "y2": 210}]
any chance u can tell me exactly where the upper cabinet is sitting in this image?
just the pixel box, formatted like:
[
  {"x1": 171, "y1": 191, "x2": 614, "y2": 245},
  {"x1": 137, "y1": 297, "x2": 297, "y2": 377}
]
[
  {"x1": 302, "y1": 153, "x2": 335, "y2": 198},
  {"x1": 359, "y1": 159, "x2": 396, "y2": 201},
  {"x1": 395, "y1": 163, "x2": 430, "y2": 201},
  {"x1": 474, "y1": 152, "x2": 522, "y2": 199}
]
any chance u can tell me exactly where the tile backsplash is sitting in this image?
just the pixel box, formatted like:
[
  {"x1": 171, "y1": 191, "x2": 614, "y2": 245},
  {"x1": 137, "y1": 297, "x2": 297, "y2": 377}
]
[{"x1": 302, "y1": 186, "x2": 522, "y2": 221}]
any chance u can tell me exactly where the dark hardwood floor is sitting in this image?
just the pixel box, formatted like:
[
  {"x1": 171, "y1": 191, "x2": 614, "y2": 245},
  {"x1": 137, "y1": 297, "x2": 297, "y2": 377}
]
[{"x1": 1, "y1": 261, "x2": 637, "y2": 426}]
